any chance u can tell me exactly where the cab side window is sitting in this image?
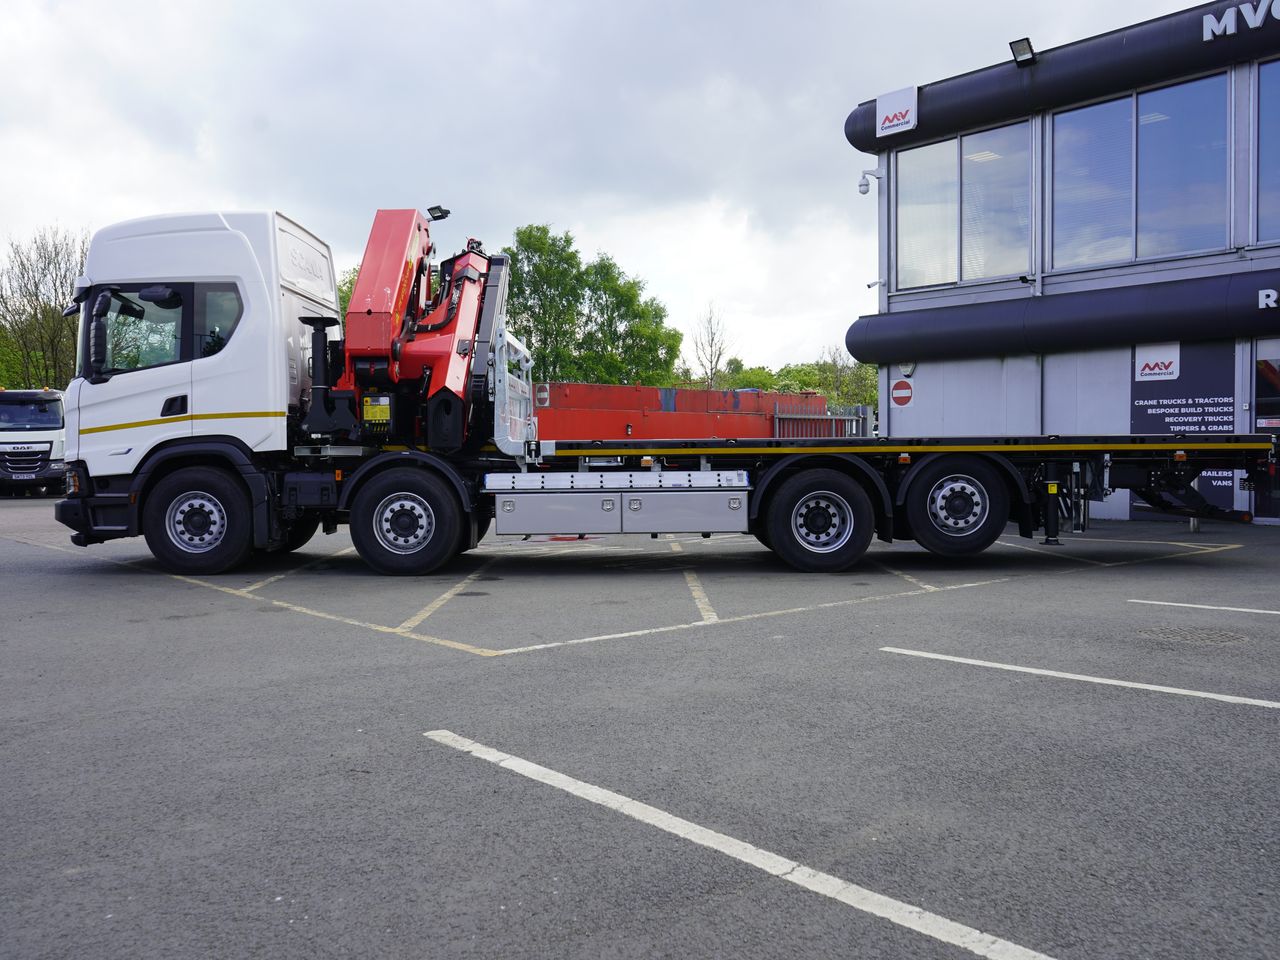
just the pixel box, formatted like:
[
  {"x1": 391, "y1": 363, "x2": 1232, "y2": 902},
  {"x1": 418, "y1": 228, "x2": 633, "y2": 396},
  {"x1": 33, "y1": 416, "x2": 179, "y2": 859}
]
[
  {"x1": 103, "y1": 290, "x2": 183, "y2": 373},
  {"x1": 195, "y1": 284, "x2": 244, "y2": 358}
]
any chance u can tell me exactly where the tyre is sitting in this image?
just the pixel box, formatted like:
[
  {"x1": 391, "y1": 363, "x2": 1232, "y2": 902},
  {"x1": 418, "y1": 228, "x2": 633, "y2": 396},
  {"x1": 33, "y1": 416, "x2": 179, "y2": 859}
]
[
  {"x1": 277, "y1": 515, "x2": 321, "y2": 553},
  {"x1": 904, "y1": 456, "x2": 1010, "y2": 557},
  {"x1": 349, "y1": 468, "x2": 462, "y2": 575},
  {"x1": 765, "y1": 469, "x2": 875, "y2": 572},
  {"x1": 142, "y1": 467, "x2": 255, "y2": 575}
]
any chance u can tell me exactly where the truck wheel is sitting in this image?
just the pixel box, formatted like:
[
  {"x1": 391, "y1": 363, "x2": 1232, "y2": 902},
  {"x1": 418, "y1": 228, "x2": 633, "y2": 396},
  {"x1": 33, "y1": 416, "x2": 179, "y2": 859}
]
[
  {"x1": 905, "y1": 457, "x2": 1010, "y2": 557},
  {"x1": 766, "y1": 469, "x2": 874, "y2": 572},
  {"x1": 143, "y1": 467, "x2": 254, "y2": 575},
  {"x1": 350, "y1": 468, "x2": 462, "y2": 575},
  {"x1": 278, "y1": 516, "x2": 320, "y2": 553}
]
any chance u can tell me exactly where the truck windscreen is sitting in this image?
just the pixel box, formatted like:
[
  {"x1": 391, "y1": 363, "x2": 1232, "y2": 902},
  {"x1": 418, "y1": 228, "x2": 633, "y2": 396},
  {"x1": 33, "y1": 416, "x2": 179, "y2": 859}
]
[{"x1": 0, "y1": 398, "x2": 64, "y2": 430}]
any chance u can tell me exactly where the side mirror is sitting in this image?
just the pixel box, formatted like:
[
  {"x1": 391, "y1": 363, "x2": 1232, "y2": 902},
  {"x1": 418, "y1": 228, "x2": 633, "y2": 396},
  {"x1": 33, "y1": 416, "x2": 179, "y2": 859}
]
[
  {"x1": 89, "y1": 290, "x2": 111, "y2": 376},
  {"x1": 139, "y1": 285, "x2": 182, "y2": 309}
]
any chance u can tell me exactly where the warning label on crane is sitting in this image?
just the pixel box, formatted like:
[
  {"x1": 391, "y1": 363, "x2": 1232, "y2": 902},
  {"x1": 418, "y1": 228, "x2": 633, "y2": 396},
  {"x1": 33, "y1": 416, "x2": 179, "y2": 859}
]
[{"x1": 891, "y1": 380, "x2": 914, "y2": 407}]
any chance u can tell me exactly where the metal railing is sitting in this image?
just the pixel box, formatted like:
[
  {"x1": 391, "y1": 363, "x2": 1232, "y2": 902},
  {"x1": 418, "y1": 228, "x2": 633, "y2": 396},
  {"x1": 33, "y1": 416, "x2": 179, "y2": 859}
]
[{"x1": 772, "y1": 400, "x2": 872, "y2": 439}]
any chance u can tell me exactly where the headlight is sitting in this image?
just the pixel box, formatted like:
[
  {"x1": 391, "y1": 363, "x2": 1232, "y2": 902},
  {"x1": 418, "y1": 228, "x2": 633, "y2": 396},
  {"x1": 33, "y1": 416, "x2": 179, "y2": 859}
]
[
  {"x1": 50, "y1": 460, "x2": 66, "y2": 470},
  {"x1": 64, "y1": 468, "x2": 81, "y2": 495}
]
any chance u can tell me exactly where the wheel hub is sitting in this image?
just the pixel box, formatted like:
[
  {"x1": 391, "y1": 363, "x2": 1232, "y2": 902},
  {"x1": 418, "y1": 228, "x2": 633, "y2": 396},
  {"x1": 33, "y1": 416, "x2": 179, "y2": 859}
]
[
  {"x1": 803, "y1": 504, "x2": 834, "y2": 536},
  {"x1": 374, "y1": 493, "x2": 435, "y2": 554},
  {"x1": 927, "y1": 476, "x2": 988, "y2": 536},
  {"x1": 791, "y1": 491, "x2": 854, "y2": 554},
  {"x1": 165, "y1": 492, "x2": 227, "y2": 554}
]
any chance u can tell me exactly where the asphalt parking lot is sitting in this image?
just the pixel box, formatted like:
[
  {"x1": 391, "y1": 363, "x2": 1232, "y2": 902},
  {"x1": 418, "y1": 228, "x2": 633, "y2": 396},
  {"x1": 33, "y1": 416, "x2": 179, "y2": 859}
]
[{"x1": 2, "y1": 497, "x2": 1277, "y2": 960}]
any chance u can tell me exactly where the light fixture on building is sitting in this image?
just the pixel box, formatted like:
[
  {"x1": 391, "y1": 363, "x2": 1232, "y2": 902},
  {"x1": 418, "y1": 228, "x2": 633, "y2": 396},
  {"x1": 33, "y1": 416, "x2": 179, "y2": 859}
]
[
  {"x1": 899, "y1": 362, "x2": 917, "y2": 379},
  {"x1": 1009, "y1": 38, "x2": 1036, "y2": 67}
]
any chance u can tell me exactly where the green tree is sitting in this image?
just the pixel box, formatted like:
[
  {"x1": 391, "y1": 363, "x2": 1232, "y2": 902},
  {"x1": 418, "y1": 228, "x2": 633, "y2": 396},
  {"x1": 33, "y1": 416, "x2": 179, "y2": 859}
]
[
  {"x1": 777, "y1": 347, "x2": 877, "y2": 408},
  {"x1": 0, "y1": 326, "x2": 24, "y2": 387},
  {"x1": 723, "y1": 364, "x2": 778, "y2": 391},
  {"x1": 504, "y1": 225, "x2": 681, "y2": 385},
  {"x1": 0, "y1": 227, "x2": 88, "y2": 389},
  {"x1": 337, "y1": 265, "x2": 359, "y2": 316},
  {"x1": 503, "y1": 225, "x2": 584, "y2": 382}
]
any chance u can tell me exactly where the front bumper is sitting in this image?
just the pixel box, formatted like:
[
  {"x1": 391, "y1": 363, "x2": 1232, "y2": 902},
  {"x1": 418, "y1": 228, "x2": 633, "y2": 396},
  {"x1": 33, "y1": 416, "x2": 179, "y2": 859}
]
[
  {"x1": 0, "y1": 464, "x2": 64, "y2": 487},
  {"x1": 55, "y1": 492, "x2": 136, "y2": 546}
]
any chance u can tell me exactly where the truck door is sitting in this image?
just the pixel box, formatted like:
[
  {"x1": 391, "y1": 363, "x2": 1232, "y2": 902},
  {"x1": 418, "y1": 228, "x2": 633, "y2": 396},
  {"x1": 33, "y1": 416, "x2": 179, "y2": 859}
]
[
  {"x1": 1254, "y1": 338, "x2": 1280, "y2": 521},
  {"x1": 76, "y1": 284, "x2": 193, "y2": 478}
]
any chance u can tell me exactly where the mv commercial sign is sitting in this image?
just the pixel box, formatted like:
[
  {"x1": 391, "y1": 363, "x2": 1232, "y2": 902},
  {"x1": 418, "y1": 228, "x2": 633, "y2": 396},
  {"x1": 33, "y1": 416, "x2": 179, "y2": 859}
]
[
  {"x1": 875, "y1": 87, "x2": 918, "y2": 138},
  {"x1": 1203, "y1": 1, "x2": 1280, "y2": 41}
]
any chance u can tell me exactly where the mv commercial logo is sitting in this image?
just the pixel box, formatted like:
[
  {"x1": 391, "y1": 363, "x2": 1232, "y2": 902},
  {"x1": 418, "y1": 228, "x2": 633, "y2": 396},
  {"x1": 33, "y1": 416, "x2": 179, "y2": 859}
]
[
  {"x1": 1203, "y1": 1, "x2": 1280, "y2": 41},
  {"x1": 1135, "y1": 344, "x2": 1180, "y2": 382},
  {"x1": 875, "y1": 87, "x2": 918, "y2": 138}
]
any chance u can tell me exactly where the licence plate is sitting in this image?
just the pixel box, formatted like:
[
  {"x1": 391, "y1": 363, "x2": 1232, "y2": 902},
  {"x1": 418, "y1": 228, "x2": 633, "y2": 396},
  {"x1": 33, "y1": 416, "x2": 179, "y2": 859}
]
[{"x1": 11, "y1": 473, "x2": 35, "y2": 480}]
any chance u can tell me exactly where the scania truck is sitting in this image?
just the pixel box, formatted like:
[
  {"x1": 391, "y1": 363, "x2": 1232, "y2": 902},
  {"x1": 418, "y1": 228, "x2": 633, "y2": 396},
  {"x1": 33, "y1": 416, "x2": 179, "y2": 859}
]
[{"x1": 54, "y1": 209, "x2": 1275, "y2": 576}]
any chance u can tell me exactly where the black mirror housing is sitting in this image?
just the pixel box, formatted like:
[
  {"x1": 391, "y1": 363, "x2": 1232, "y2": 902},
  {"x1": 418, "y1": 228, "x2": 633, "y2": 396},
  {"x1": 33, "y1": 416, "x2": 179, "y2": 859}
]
[
  {"x1": 89, "y1": 317, "x2": 107, "y2": 376},
  {"x1": 91, "y1": 290, "x2": 113, "y2": 320},
  {"x1": 139, "y1": 285, "x2": 182, "y2": 309}
]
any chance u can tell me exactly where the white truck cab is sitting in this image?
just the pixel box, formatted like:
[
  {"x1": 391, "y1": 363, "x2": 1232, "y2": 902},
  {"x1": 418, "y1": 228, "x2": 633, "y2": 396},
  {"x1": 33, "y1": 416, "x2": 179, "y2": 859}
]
[
  {"x1": 58, "y1": 212, "x2": 339, "y2": 548},
  {"x1": 0, "y1": 389, "x2": 66, "y2": 494},
  {"x1": 64, "y1": 212, "x2": 338, "y2": 476}
]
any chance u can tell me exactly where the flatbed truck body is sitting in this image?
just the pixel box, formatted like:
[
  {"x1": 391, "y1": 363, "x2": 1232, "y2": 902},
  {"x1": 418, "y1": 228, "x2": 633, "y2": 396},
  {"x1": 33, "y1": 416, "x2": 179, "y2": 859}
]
[{"x1": 53, "y1": 211, "x2": 1276, "y2": 576}]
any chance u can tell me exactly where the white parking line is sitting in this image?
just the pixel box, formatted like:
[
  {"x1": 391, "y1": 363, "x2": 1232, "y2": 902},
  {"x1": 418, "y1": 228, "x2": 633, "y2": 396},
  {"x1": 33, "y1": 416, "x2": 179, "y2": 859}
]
[
  {"x1": 495, "y1": 579, "x2": 1008, "y2": 656},
  {"x1": 873, "y1": 561, "x2": 941, "y2": 591},
  {"x1": 424, "y1": 729, "x2": 1056, "y2": 960},
  {"x1": 881, "y1": 647, "x2": 1280, "y2": 710},
  {"x1": 1128, "y1": 599, "x2": 1280, "y2": 617}
]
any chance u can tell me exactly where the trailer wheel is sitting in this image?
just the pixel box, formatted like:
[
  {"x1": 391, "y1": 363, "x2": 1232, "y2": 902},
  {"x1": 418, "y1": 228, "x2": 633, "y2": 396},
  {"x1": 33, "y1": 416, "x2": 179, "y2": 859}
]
[
  {"x1": 905, "y1": 457, "x2": 1009, "y2": 557},
  {"x1": 142, "y1": 467, "x2": 254, "y2": 574},
  {"x1": 350, "y1": 468, "x2": 462, "y2": 575},
  {"x1": 766, "y1": 469, "x2": 874, "y2": 572}
]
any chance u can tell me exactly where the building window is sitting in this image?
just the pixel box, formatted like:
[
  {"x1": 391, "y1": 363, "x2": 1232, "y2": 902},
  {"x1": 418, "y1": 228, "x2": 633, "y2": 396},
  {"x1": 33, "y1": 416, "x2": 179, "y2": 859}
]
[
  {"x1": 1053, "y1": 98, "x2": 1134, "y2": 269},
  {"x1": 1053, "y1": 75, "x2": 1229, "y2": 269},
  {"x1": 896, "y1": 139, "x2": 958, "y2": 288},
  {"x1": 961, "y1": 124, "x2": 1031, "y2": 280},
  {"x1": 896, "y1": 121, "x2": 1029, "y2": 289},
  {"x1": 1137, "y1": 74, "x2": 1229, "y2": 257},
  {"x1": 1261, "y1": 61, "x2": 1280, "y2": 243}
]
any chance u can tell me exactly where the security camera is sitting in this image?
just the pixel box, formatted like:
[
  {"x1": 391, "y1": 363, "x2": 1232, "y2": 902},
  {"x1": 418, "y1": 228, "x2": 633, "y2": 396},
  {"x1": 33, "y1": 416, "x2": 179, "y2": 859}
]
[{"x1": 858, "y1": 175, "x2": 870, "y2": 195}]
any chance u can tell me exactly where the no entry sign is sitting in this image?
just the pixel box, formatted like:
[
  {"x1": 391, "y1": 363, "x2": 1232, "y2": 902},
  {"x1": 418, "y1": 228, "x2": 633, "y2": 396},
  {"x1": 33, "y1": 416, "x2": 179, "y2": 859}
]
[{"x1": 891, "y1": 379, "x2": 913, "y2": 407}]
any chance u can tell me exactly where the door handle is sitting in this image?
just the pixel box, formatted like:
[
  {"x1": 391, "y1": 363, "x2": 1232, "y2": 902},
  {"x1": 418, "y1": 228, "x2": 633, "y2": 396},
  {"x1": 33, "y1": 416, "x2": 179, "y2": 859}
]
[{"x1": 161, "y1": 395, "x2": 188, "y2": 417}]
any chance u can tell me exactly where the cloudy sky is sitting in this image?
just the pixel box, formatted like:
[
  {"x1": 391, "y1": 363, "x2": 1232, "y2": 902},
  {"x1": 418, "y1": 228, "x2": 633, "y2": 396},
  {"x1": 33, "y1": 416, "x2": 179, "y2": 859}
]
[{"x1": 2, "y1": 0, "x2": 1191, "y2": 368}]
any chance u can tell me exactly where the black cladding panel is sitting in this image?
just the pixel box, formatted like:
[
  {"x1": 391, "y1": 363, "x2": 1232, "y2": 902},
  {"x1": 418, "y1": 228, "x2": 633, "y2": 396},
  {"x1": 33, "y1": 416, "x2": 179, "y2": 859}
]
[
  {"x1": 846, "y1": 269, "x2": 1280, "y2": 364},
  {"x1": 846, "y1": 2, "x2": 1280, "y2": 153}
]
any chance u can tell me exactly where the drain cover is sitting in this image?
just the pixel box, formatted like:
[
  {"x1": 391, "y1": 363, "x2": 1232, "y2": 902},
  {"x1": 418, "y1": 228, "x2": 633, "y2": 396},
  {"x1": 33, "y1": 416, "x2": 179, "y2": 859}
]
[{"x1": 1139, "y1": 627, "x2": 1248, "y2": 645}]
